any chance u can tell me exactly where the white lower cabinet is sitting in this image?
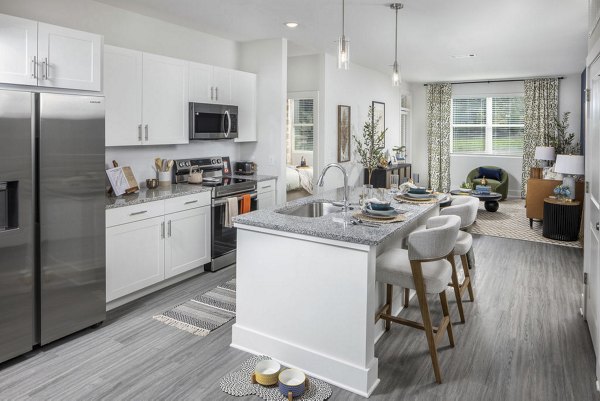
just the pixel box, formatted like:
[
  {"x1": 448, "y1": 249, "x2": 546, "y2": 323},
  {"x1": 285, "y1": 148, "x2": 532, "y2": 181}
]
[
  {"x1": 106, "y1": 193, "x2": 211, "y2": 303},
  {"x1": 106, "y1": 216, "x2": 165, "y2": 302},
  {"x1": 164, "y1": 206, "x2": 211, "y2": 279},
  {"x1": 257, "y1": 179, "x2": 277, "y2": 210}
]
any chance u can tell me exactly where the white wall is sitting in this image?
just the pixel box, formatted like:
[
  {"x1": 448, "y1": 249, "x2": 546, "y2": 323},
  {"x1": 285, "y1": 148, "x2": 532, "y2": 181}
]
[
  {"x1": 238, "y1": 39, "x2": 288, "y2": 204},
  {"x1": 319, "y1": 54, "x2": 409, "y2": 191},
  {"x1": 410, "y1": 76, "x2": 582, "y2": 196}
]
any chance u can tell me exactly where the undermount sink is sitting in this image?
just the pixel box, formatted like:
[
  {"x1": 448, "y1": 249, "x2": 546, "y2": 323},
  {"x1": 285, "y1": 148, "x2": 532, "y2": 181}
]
[{"x1": 276, "y1": 201, "x2": 342, "y2": 218}]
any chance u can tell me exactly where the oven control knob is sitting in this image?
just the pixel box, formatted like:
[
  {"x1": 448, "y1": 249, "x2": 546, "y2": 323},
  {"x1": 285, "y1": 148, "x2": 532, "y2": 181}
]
[
  {"x1": 211, "y1": 158, "x2": 217, "y2": 164},
  {"x1": 179, "y1": 162, "x2": 184, "y2": 167},
  {"x1": 186, "y1": 162, "x2": 190, "y2": 167}
]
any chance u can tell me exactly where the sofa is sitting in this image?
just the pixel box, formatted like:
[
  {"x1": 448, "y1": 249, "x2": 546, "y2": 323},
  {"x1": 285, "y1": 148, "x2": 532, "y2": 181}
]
[
  {"x1": 466, "y1": 166, "x2": 509, "y2": 200},
  {"x1": 526, "y1": 179, "x2": 585, "y2": 227}
]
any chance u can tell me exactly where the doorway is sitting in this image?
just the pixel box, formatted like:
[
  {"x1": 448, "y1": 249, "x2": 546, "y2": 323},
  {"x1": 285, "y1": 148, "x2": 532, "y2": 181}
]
[{"x1": 286, "y1": 91, "x2": 318, "y2": 201}]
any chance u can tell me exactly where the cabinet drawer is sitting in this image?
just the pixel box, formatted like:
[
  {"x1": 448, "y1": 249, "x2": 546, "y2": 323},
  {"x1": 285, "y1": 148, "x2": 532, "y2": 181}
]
[
  {"x1": 106, "y1": 201, "x2": 165, "y2": 228},
  {"x1": 257, "y1": 180, "x2": 276, "y2": 194},
  {"x1": 164, "y1": 192, "x2": 211, "y2": 214}
]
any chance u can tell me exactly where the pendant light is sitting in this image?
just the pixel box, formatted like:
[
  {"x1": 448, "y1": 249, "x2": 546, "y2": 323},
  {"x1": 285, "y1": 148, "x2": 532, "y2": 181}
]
[
  {"x1": 390, "y1": 3, "x2": 403, "y2": 86},
  {"x1": 338, "y1": 0, "x2": 349, "y2": 70}
]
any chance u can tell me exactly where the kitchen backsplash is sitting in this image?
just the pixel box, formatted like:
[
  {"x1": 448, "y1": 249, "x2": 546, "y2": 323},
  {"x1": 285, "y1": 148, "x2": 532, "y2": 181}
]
[{"x1": 105, "y1": 141, "x2": 242, "y2": 186}]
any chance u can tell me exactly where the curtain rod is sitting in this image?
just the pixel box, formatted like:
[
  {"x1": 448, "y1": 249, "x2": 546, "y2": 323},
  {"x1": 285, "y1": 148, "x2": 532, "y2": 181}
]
[{"x1": 423, "y1": 77, "x2": 564, "y2": 86}]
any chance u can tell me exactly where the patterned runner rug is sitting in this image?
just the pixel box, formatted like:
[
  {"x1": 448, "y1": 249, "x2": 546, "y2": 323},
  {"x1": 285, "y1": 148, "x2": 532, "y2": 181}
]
[
  {"x1": 468, "y1": 198, "x2": 582, "y2": 248},
  {"x1": 153, "y1": 278, "x2": 236, "y2": 336}
]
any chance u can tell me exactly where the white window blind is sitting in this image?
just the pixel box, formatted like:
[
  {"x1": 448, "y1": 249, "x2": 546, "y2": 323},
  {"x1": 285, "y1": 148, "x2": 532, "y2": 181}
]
[
  {"x1": 452, "y1": 98, "x2": 486, "y2": 153},
  {"x1": 290, "y1": 98, "x2": 314, "y2": 151},
  {"x1": 452, "y1": 95, "x2": 524, "y2": 155}
]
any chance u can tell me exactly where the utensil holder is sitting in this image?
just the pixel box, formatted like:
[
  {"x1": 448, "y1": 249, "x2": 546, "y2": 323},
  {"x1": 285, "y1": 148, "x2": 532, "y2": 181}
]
[{"x1": 158, "y1": 171, "x2": 171, "y2": 187}]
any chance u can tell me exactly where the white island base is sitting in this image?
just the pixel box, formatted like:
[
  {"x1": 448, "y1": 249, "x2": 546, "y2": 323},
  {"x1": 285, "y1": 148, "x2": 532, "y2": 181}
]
[{"x1": 231, "y1": 220, "x2": 433, "y2": 397}]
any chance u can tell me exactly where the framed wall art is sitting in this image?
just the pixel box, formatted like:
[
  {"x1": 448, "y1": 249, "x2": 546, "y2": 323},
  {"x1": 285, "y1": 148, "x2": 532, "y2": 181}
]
[
  {"x1": 338, "y1": 105, "x2": 351, "y2": 162},
  {"x1": 372, "y1": 101, "x2": 385, "y2": 147}
]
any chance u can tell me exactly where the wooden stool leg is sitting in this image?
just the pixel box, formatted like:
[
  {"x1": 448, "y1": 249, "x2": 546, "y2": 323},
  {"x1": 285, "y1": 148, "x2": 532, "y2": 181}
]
[
  {"x1": 385, "y1": 284, "x2": 393, "y2": 331},
  {"x1": 461, "y1": 254, "x2": 475, "y2": 302},
  {"x1": 449, "y1": 255, "x2": 465, "y2": 323},
  {"x1": 439, "y1": 291, "x2": 454, "y2": 347},
  {"x1": 411, "y1": 261, "x2": 443, "y2": 384},
  {"x1": 404, "y1": 288, "x2": 410, "y2": 307}
]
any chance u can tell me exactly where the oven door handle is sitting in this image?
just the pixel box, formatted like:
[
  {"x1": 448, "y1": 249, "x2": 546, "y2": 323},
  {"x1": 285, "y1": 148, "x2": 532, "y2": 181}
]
[{"x1": 213, "y1": 192, "x2": 257, "y2": 207}]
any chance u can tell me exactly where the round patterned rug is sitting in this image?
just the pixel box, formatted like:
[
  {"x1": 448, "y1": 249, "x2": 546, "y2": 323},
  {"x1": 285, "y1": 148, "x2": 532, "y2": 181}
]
[{"x1": 220, "y1": 355, "x2": 332, "y2": 401}]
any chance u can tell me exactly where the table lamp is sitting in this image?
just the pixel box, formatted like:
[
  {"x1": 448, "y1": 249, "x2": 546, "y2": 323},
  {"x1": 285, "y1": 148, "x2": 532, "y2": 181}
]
[
  {"x1": 531, "y1": 146, "x2": 556, "y2": 179},
  {"x1": 554, "y1": 155, "x2": 584, "y2": 200}
]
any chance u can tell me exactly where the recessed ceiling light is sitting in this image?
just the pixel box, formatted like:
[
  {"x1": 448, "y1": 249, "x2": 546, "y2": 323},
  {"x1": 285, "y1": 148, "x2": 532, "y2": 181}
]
[
  {"x1": 451, "y1": 54, "x2": 477, "y2": 59},
  {"x1": 285, "y1": 22, "x2": 299, "y2": 28}
]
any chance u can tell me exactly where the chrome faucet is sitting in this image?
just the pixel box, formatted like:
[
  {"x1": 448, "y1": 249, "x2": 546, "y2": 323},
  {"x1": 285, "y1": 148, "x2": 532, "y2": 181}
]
[{"x1": 317, "y1": 163, "x2": 349, "y2": 212}]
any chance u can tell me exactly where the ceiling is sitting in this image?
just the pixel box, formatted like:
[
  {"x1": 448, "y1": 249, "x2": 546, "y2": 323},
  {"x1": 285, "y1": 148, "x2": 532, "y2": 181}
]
[{"x1": 95, "y1": 0, "x2": 588, "y2": 83}]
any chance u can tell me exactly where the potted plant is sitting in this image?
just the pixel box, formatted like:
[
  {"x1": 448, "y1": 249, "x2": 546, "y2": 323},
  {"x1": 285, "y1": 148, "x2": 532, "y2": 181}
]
[
  {"x1": 551, "y1": 112, "x2": 580, "y2": 155},
  {"x1": 353, "y1": 106, "x2": 387, "y2": 185}
]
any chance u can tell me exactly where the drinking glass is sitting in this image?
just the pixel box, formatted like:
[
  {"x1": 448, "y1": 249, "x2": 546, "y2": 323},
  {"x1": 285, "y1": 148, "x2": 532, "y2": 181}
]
[
  {"x1": 390, "y1": 174, "x2": 400, "y2": 193},
  {"x1": 360, "y1": 184, "x2": 374, "y2": 206}
]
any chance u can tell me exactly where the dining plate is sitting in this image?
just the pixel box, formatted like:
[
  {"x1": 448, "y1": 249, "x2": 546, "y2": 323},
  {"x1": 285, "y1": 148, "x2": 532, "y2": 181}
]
[
  {"x1": 404, "y1": 192, "x2": 435, "y2": 199},
  {"x1": 364, "y1": 207, "x2": 399, "y2": 217},
  {"x1": 360, "y1": 211, "x2": 396, "y2": 220}
]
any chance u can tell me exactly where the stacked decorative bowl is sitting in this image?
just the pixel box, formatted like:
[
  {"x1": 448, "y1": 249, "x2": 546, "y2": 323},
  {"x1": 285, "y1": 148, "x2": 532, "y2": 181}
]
[{"x1": 254, "y1": 360, "x2": 281, "y2": 386}]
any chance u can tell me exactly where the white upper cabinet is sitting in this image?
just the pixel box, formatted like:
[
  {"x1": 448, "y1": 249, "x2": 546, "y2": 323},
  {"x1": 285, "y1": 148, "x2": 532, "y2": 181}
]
[
  {"x1": 104, "y1": 46, "x2": 143, "y2": 146},
  {"x1": 189, "y1": 62, "x2": 232, "y2": 105},
  {"x1": 0, "y1": 13, "x2": 102, "y2": 91},
  {"x1": 142, "y1": 53, "x2": 188, "y2": 145},
  {"x1": 104, "y1": 46, "x2": 188, "y2": 146},
  {"x1": 189, "y1": 62, "x2": 213, "y2": 103},
  {"x1": 0, "y1": 14, "x2": 38, "y2": 86},
  {"x1": 212, "y1": 67, "x2": 231, "y2": 104},
  {"x1": 37, "y1": 23, "x2": 102, "y2": 91},
  {"x1": 231, "y1": 70, "x2": 257, "y2": 142}
]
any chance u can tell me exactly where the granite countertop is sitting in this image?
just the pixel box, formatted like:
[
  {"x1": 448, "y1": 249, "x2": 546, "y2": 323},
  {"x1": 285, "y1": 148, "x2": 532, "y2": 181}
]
[
  {"x1": 105, "y1": 184, "x2": 212, "y2": 209},
  {"x1": 233, "y1": 187, "x2": 438, "y2": 246},
  {"x1": 106, "y1": 175, "x2": 277, "y2": 209}
]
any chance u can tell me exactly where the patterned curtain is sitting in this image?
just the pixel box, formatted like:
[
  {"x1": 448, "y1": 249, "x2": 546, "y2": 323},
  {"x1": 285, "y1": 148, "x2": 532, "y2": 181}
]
[
  {"x1": 521, "y1": 78, "x2": 559, "y2": 196},
  {"x1": 426, "y1": 83, "x2": 452, "y2": 192}
]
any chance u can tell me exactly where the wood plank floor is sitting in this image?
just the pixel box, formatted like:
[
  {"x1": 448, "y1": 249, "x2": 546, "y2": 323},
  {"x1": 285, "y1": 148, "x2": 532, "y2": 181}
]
[{"x1": 0, "y1": 235, "x2": 597, "y2": 400}]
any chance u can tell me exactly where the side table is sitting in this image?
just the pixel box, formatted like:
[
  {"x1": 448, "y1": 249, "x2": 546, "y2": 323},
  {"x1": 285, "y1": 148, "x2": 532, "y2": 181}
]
[{"x1": 542, "y1": 198, "x2": 582, "y2": 241}]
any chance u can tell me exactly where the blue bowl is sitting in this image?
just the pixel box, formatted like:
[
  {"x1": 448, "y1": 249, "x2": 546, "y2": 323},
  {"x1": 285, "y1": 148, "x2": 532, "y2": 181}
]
[
  {"x1": 408, "y1": 187, "x2": 427, "y2": 194},
  {"x1": 278, "y1": 369, "x2": 306, "y2": 398},
  {"x1": 367, "y1": 201, "x2": 391, "y2": 210}
]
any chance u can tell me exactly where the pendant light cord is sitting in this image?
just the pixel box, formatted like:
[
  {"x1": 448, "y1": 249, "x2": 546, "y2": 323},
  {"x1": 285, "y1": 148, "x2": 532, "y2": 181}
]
[
  {"x1": 394, "y1": 6, "x2": 398, "y2": 63},
  {"x1": 342, "y1": 0, "x2": 345, "y2": 37}
]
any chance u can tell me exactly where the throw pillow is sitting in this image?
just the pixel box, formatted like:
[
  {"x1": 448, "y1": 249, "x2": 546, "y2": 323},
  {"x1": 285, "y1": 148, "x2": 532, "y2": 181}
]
[{"x1": 477, "y1": 167, "x2": 502, "y2": 181}]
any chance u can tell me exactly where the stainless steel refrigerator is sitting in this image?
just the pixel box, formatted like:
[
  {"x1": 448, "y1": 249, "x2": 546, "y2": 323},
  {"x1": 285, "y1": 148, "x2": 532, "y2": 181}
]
[{"x1": 0, "y1": 90, "x2": 105, "y2": 364}]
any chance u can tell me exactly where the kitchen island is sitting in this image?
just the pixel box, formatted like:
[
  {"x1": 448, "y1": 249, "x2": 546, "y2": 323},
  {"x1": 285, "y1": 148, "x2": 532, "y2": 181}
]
[{"x1": 232, "y1": 187, "x2": 439, "y2": 397}]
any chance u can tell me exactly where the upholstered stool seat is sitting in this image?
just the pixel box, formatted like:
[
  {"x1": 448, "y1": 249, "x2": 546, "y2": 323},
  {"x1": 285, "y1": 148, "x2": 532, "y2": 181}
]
[
  {"x1": 454, "y1": 230, "x2": 473, "y2": 256},
  {"x1": 376, "y1": 249, "x2": 451, "y2": 294}
]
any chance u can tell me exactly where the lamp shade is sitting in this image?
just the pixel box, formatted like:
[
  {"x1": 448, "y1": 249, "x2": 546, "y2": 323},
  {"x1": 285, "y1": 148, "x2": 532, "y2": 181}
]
[
  {"x1": 534, "y1": 146, "x2": 555, "y2": 161},
  {"x1": 554, "y1": 155, "x2": 584, "y2": 175}
]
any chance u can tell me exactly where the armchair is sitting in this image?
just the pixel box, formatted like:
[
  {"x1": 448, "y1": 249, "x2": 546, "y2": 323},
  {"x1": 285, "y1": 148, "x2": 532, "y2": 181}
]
[{"x1": 466, "y1": 166, "x2": 509, "y2": 200}]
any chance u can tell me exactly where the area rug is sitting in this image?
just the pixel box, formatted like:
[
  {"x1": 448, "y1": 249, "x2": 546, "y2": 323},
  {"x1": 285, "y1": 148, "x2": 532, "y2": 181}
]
[
  {"x1": 152, "y1": 278, "x2": 236, "y2": 336},
  {"x1": 469, "y1": 198, "x2": 582, "y2": 249},
  {"x1": 220, "y1": 355, "x2": 332, "y2": 401}
]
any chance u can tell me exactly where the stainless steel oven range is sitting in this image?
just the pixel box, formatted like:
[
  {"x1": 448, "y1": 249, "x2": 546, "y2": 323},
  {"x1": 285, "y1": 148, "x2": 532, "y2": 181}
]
[{"x1": 172, "y1": 156, "x2": 257, "y2": 271}]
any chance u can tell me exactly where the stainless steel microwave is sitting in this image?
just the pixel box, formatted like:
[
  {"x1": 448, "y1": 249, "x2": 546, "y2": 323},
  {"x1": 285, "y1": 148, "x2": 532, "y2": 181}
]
[{"x1": 189, "y1": 102, "x2": 238, "y2": 140}]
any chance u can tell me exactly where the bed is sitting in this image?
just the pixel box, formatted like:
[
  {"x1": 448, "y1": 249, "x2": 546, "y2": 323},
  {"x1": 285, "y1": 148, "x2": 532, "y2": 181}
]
[{"x1": 286, "y1": 165, "x2": 313, "y2": 194}]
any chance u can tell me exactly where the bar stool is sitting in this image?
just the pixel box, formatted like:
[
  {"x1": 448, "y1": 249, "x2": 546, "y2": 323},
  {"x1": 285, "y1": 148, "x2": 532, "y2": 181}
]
[
  {"x1": 439, "y1": 196, "x2": 478, "y2": 323},
  {"x1": 375, "y1": 215, "x2": 461, "y2": 384}
]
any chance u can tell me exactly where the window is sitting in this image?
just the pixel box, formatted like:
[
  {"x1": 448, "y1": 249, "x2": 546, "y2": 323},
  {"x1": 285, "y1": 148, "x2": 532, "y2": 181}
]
[
  {"x1": 288, "y1": 98, "x2": 314, "y2": 152},
  {"x1": 451, "y1": 96, "x2": 524, "y2": 155}
]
